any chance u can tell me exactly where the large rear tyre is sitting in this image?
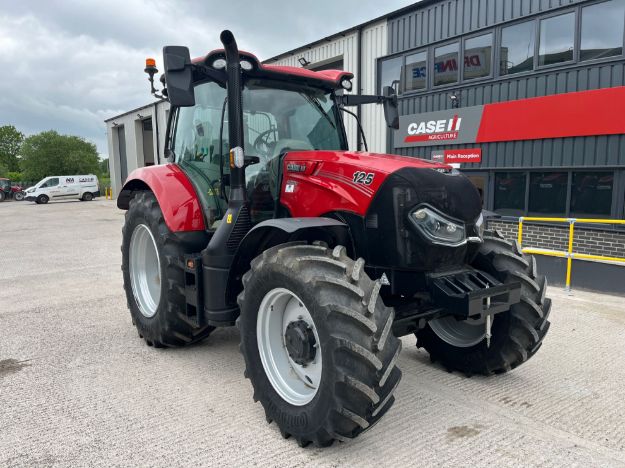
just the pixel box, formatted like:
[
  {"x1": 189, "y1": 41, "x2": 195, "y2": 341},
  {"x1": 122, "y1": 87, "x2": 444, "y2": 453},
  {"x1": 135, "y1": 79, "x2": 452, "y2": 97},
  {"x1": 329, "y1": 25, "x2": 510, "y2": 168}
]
[
  {"x1": 121, "y1": 191, "x2": 214, "y2": 347},
  {"x1": 417, "y1": 230, "x2": 551, "y2": 375},
  {"x1": 0, "y1": 191, "x2": 5, "y2": 202},
  {"x1": 238, "y1": 242, "x2": 402, "y2": 447}
]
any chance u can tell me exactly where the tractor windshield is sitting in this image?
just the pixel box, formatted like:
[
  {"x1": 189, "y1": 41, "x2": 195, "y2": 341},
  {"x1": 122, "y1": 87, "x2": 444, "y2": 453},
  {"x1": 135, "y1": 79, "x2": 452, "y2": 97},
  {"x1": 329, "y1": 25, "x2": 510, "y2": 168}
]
[{"x1": 172, "y1": 79, "x2": 346, "y2": 227}]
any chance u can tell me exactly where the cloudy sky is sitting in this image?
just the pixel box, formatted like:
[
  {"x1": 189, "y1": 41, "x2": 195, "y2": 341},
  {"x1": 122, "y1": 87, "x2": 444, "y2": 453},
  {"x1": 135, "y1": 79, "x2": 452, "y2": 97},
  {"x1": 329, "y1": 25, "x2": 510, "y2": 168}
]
[{"x1": 0, "y1": 0, "x2": 415, "y2": 158}]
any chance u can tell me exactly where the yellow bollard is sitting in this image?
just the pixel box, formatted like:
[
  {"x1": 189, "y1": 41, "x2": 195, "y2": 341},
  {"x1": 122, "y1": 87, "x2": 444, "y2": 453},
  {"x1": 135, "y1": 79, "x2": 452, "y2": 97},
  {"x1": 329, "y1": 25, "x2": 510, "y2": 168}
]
[
  {"x1": 517, "y1": 218, "x2": 523, "y2": 246},
  {"x1": 565, "y1": 220, "x2": 575, "y2": 292}
]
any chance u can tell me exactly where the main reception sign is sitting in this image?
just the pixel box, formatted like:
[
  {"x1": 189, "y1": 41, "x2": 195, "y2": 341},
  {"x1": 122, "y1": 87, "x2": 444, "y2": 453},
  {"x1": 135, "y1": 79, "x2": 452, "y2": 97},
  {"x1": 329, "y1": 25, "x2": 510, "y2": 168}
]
[{"x1": 394, "y1": 86, "x2": 625, "y2": 148}]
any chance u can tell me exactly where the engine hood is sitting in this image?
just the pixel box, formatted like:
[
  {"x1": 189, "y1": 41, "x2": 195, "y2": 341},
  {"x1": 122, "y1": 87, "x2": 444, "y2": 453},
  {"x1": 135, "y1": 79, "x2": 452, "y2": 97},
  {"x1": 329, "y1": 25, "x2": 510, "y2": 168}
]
[
  {"x1": 281, "y1": 150, "x2": 456, "y2": 218},
  {"x1": 285, "y1": 150, "x2": 452, "y2": 174}
]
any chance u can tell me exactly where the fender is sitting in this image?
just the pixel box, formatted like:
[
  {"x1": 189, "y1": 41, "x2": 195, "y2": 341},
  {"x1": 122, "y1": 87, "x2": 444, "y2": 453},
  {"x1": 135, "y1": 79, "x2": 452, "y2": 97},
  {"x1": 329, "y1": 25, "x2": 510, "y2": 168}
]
[
  {"x1": 225, "y1": 217, "x2": 351, "y2": 305},
  {"x1": 117, "y1": 164, "x2": 206, "y2": 232}
]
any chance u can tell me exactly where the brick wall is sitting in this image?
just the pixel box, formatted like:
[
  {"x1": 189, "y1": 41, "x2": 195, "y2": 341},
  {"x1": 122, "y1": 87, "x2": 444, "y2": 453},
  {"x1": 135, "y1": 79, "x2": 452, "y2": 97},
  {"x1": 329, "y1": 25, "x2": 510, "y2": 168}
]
[{"x1": 487, "y1": 219, "x2": 625, "y2": 259}]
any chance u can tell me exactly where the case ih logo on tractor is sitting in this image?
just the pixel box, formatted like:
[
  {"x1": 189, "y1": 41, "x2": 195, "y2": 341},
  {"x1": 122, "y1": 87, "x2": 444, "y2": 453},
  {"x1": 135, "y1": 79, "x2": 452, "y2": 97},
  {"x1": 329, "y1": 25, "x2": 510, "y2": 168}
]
[{"x1": 118, "y1": 30, "x2": 550, "y2": 447}]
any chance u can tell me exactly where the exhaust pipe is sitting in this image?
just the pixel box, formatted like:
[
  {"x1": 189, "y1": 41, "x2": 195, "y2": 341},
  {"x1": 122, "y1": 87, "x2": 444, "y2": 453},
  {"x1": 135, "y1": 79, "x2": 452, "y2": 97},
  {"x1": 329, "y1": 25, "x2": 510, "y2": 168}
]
[
  {"x1": 220, "y1": 30, "x2": 245, "y2": 198},
  {"x1": 201, "y1": 30, "x2": 251, "y2": 320}
]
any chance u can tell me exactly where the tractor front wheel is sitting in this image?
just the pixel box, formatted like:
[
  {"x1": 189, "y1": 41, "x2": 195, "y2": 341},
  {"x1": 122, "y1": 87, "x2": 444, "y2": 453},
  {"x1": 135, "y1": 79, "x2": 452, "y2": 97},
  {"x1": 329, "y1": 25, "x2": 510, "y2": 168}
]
[
  {"x1": 416, "y1": 230, "x2": 551, "y2": 375},
  {"x1": 237, "y1": 242, "x2": 402, "y2": 447},
  {"x1": 121, "y1": 191, "x2": 214, "y2": 347}
]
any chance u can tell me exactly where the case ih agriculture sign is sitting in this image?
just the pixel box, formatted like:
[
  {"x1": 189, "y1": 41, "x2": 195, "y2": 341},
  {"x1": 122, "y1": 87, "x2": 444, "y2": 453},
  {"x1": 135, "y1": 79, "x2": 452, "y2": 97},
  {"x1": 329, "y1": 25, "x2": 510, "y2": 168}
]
[
  {"x1": 394, "y1": 86, "x2": 625, "y2": 149},
  {"x1": 395, "y1": 106, "x2": 485, "y2": 148}
]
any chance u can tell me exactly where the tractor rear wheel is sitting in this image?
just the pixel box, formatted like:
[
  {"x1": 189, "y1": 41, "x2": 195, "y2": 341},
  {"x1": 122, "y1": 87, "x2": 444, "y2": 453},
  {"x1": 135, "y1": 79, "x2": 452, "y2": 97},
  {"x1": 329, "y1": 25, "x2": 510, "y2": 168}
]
[
  {"x1": 121, "y1": 191, "x2": 214, "y2": 347},
  {"x1": 237, "y1": 242, "x2": 402, "y2": 447},
  {"x1": 416, "y1": 230, "x2": 551, "y2": 375},
  {"x1": 0, "y1": 191, "x2": 5, "y2": 202}
]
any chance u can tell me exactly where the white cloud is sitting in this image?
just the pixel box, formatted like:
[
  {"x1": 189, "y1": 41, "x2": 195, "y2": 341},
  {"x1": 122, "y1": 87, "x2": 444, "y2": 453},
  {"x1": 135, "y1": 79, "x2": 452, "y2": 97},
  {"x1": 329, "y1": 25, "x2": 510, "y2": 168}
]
[{"x1": 0, "y1": 0, "x2": 415, "y2": 157}]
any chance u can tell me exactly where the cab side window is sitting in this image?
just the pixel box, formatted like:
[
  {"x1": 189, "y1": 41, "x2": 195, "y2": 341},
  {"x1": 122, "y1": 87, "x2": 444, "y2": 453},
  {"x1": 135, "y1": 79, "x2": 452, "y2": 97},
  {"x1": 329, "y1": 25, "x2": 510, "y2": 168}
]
[
  {"x1": 172, "y1": 81, "x2": 229, "y2": 229},
  {"x1": 41, "y1": 178, "x2": 59, "y2": 188}
]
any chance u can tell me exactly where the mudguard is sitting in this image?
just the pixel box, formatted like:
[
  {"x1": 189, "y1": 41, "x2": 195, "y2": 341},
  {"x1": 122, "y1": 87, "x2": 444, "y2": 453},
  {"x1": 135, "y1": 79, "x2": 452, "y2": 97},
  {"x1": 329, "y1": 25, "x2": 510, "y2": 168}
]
[
  {"x1": 225, "y1": 217, "x2": 351, "y2": 304},
  {"x1": 117, "y1": 164, "x2": 206, "y2": 232}
]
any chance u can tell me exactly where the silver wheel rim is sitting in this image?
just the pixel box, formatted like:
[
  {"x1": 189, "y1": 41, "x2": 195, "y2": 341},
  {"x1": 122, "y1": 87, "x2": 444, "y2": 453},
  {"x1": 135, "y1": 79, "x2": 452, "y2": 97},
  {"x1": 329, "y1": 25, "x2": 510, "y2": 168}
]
[
  {"x1": 15, "y1": 192, "x2": 24, "y2": 201},
  {"x1": 429, "y1": 315, "x2": 487, "y2": 348},
  {"x1": 129, "y1": 224, "x2": 161, "y2": 318},
  {"x1": 257, "y1": 288, "x2": 322, "y2": 406}
]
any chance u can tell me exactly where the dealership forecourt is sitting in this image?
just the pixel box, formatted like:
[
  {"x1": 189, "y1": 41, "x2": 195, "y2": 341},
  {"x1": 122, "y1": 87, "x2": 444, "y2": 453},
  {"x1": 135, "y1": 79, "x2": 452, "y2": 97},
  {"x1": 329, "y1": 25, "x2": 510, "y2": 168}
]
[{"x1": 1, "y1": 199, "x2": 625, "y2": 465}]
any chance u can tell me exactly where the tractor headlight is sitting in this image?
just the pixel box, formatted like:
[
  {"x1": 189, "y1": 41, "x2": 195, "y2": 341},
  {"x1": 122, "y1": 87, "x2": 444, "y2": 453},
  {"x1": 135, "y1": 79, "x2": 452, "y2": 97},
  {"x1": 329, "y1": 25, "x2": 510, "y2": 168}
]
[
  {"x1": 409, "y1": 206, "x2": 466, "y2": 246},
  {"x1": 475, "y1": 212, "x2": 485, "y2": 238}
]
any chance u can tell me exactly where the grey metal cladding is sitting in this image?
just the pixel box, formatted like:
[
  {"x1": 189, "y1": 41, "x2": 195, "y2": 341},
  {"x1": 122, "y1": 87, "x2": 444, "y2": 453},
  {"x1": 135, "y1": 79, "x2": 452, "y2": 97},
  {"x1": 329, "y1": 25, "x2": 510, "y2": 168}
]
[
  {"x1": 388, "y1": 0, "x2": 625, "y2": 169},
  {"x1": 388, "y1": 0, "x2": 584, "y2": 54}
]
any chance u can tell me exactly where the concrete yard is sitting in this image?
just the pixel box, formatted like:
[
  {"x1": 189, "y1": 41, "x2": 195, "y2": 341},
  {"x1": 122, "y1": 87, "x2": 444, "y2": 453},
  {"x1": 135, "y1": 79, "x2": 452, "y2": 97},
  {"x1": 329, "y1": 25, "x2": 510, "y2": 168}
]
[{"x1": 1, "y1": 199, "x2": 625, "y2": 467}]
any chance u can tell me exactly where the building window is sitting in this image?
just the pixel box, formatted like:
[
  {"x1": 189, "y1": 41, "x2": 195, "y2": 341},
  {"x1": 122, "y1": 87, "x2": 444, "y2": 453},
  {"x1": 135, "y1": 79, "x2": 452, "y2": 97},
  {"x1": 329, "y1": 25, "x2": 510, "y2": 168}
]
[
  {"x1": 539, "y1": 12, "x2": 575, "y2": 66},
  {"x1": 464, "y1": 33, "x2": 492, "y2": 80},
  {"x1": 494, "y1": 172, "x2": 526, "y2": 215},
  {"x1": 570, "y1": 172, "x2": 614, "y2": 217},
  {"x1": 434, "y1": 42, "x2": 459, "y2": 86},
  {"x1": 580, "y1": 0, "x2": 625, "y2": 62},
  {"x1": 402, "y1": 51, "x2": 427, "y2": 92},
  {"x1": 529, "y1": 172, "x2": 568, "y2": 215},
  {"x1": 379, "y1": 56, "x2": 402, "y2": 93},
  {"x1": 500, "y1": 21, "x2": 535, "y2": 75}
]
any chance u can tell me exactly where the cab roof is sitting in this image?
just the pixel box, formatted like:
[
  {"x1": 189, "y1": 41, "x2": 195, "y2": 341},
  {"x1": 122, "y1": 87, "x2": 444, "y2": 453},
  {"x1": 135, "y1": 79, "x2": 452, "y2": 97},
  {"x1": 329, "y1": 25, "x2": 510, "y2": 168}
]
[{"x1": 193, "y1": 49, "x2": 354, "y2": 90}]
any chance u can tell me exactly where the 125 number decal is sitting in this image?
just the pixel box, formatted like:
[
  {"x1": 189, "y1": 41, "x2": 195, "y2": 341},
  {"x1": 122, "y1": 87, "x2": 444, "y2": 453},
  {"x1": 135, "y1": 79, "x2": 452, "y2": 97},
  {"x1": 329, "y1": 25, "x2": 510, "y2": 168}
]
[{"x1": 352, "y1": 171, "x2": 374, "y2": 185}]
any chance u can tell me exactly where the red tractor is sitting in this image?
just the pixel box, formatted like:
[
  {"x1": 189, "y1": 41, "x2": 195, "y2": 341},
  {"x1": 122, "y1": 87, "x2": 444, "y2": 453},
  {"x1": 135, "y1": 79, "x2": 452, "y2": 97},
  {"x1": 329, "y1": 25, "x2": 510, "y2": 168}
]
[
  {"x1": 118, "y1": 31, "x2": 550, "y2": 447},
  {"x1": 0, "y1": 178, "x2": 24, "y2": 202}
]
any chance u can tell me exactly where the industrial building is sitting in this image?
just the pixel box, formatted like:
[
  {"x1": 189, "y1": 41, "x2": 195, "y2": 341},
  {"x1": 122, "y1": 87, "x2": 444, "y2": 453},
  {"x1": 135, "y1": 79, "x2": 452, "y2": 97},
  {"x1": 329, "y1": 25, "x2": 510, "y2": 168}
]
[{"x1": 106, "y1": 0, "x2": 625, "y2": 289}]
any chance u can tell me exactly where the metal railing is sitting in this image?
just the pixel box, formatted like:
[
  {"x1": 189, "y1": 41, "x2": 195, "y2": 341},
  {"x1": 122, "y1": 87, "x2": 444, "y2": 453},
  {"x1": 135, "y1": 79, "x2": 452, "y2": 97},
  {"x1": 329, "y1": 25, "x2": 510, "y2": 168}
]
[{"x1": 517, "y1": 217, "x2": 625, "y2": 291}]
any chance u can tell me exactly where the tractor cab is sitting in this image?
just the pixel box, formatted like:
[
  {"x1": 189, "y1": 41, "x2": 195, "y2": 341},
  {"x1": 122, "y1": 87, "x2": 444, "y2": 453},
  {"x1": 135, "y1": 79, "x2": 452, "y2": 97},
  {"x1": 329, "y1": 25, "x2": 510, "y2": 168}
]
[
  {"x1": 0, "y1": 178, "x2": 10, "y2": 202},
  {"x1": 151, "y1": 46, "x2": 398, "y2": 231}
]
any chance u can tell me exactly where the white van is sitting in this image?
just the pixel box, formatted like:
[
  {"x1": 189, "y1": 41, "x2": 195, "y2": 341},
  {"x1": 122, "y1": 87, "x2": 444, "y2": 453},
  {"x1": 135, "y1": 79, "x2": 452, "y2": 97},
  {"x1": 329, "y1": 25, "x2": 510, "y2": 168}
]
[{"x1": 24, "y1": 175, "x2": 100, "y2": 204}]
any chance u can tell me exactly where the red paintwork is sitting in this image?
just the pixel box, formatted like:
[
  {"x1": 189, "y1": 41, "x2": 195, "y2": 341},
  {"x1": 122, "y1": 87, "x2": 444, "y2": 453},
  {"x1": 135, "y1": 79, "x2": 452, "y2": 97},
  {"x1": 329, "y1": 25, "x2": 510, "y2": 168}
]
[
  {"x1": 198, "y1": 49, "x2": 353, "y2": 88},
  {"x1": 122, "y1": 164, "x2": 206, "y2": 232},
  {"x1": 476, "y1": 86, "x2": 625, "y2": 143},
  {"x1": 280, "y1": 150, "x2": 450, "y2": 217}
]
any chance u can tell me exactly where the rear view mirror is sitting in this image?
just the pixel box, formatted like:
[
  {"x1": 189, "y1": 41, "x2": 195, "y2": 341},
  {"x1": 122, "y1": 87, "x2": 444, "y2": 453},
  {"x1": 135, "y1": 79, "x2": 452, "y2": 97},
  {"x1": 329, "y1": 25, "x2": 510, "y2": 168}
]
[
  {"x1": 382, "y1": 86, "x2": 399, "y2": 129},
  {"x1": 163, "y1": 46, "x2": 195, "y2": 107}
]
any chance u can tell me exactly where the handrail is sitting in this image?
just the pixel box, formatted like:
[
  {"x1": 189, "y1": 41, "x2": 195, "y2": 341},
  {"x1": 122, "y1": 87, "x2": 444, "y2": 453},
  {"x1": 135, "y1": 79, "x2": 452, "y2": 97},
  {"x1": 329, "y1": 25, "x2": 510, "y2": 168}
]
[{"x1": 516, "y1": 217, "x2": 625, "y2": 291}]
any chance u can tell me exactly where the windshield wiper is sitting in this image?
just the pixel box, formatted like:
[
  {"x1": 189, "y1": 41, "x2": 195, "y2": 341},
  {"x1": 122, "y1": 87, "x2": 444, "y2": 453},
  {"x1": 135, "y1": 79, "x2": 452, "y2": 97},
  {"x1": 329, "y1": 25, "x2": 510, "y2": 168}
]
[{"x1": 303, "y1": 94, "x2": 336, "y2": 129}]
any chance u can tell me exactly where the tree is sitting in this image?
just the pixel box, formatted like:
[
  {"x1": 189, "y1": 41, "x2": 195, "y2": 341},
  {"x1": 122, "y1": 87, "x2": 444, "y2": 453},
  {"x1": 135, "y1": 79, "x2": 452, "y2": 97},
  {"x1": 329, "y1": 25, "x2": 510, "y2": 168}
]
[
  {"x1": 99, "y1": 158, "x2": 110, "y2": 176},
  {"x1": 0, "y1": 125, "x2": 24, "y2": 172},
  {"x1": 20, "y1": 131, "x2": 100, "y2": 181}
]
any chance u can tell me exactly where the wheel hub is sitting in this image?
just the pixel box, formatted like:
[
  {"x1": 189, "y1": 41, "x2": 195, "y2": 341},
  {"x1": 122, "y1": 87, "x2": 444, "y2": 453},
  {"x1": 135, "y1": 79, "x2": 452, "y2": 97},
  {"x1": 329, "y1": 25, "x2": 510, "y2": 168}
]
[
  {"x1": 284, "y1": 320, "x2": 317, "y2": 366},
  {"x1": 257, "y1": 288, "x2": 322, "y2": 406}
]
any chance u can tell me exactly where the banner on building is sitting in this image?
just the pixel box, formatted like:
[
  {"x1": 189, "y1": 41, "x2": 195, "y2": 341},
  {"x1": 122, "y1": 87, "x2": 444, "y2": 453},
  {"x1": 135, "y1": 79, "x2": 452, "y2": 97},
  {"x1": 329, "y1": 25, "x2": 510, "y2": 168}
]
[{"x1": 394, "y1": 86, "x2": 625, "y2": 148}]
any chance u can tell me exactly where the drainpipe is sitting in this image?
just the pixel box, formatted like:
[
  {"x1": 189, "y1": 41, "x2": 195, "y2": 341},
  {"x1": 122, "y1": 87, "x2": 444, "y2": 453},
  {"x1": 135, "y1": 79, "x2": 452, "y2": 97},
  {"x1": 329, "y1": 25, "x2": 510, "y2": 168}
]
[
  {"x1": 356, "y1": 26, "x2": 363, "y2": 151},
  {"x1": 153, "y1": 101, "x2": 160, "y2": 165}
]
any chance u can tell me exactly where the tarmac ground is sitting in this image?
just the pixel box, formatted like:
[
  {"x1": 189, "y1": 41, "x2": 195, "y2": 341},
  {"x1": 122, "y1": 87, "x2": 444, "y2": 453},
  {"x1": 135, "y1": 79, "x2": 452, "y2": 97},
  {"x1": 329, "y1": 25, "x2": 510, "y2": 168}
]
[{"x1": 1, "y1": 199, "x2": 625, "y2": 467}]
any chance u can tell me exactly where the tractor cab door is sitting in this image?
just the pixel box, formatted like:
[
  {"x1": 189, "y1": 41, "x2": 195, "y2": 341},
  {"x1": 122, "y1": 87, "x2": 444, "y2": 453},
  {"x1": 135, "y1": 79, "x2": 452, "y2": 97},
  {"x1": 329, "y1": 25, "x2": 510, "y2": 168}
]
[
  {"x1": 171, "y1": 81, "x2": 230, "y2": 231},
  {"x1": 170, "y1": 80, "x2": 281, "y2": 230}
]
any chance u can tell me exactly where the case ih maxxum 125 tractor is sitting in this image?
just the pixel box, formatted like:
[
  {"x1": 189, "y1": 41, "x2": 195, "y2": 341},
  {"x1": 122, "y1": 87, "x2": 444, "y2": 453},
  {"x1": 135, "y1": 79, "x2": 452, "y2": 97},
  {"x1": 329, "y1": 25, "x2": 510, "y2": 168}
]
[{"x1": 118, "y1": 31, "x2": 551, "y2": 447}]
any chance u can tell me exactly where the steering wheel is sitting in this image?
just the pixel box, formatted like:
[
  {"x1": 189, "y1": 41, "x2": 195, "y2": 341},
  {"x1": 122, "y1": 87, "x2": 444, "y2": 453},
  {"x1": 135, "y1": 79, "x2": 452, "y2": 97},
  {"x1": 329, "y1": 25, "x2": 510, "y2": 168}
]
[{"x1": 253, "y1": 128, "x2": 278, "y2": 157}]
